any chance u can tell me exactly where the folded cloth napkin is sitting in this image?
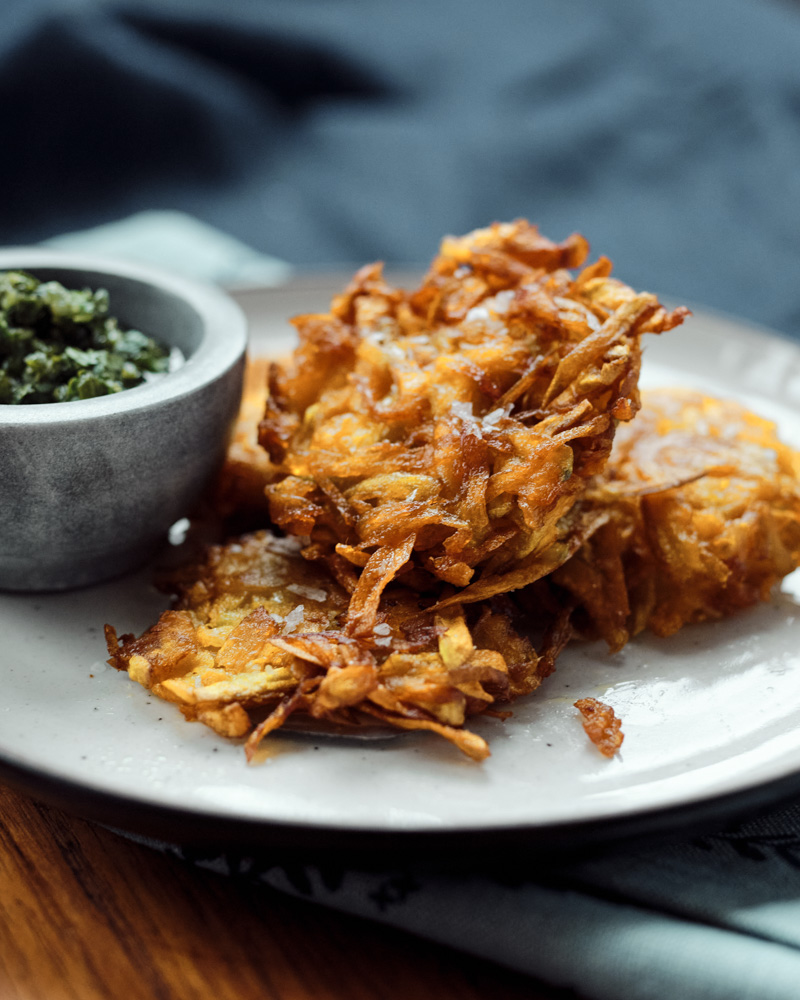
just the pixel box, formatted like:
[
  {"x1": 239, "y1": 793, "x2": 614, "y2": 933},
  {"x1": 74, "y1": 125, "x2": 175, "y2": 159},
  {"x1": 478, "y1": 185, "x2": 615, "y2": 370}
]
[
  {"x1": 43, "y1": 210, "x2": 292, "y2": 288},
  {"x1": 123, "y1": 800, "x2": 800, "y2": 1000},
  {"x1": 60, "y1": 212, "x2": 800, "y2": 1000}
]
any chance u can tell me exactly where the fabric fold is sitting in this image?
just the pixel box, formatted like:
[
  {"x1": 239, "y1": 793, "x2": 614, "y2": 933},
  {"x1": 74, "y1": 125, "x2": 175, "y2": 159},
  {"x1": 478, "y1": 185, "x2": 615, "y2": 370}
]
[{"x1": 121, "y1": 800, "x2": 800, "y2": 1000}]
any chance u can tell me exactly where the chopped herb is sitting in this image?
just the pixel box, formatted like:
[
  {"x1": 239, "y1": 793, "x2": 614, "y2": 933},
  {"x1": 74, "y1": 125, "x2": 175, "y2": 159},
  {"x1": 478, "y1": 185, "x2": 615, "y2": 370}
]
[{"x1": 0, "y1": 271, "x2": 174, "y2": 404}]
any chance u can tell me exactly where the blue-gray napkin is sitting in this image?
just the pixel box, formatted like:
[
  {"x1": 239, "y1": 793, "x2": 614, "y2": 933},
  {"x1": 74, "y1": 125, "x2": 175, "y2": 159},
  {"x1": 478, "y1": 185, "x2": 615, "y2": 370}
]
[
  {"x1": 43, "y1": 210, "x2": 291, "y2": 288},
  {"x1": 124, "y1": 801, "x2": 800, "y2": 1000}
]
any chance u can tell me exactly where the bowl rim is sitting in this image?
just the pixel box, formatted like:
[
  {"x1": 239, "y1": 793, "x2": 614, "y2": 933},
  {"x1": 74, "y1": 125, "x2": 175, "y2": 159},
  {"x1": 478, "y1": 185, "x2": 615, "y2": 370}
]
[{"x1": 0, "y1": 248, "x2": 247, "y2": 425}]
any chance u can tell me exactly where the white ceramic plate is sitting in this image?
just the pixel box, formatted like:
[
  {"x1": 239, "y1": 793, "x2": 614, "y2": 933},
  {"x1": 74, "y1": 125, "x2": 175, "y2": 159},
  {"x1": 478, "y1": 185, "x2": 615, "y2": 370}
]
[{"x1": 2, "y1": 279, "x2": 800, "y2": 855}]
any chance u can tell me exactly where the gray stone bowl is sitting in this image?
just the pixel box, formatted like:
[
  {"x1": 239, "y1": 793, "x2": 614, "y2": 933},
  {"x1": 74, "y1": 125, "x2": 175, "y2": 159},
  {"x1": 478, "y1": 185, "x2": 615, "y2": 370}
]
[{"x1": 0, "y1": 250, "x2": 247, "y2": 591}]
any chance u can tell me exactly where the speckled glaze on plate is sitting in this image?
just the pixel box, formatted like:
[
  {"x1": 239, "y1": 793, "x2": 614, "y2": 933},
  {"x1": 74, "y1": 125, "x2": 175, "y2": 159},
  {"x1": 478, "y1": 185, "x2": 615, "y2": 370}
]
[{"x1": 1, "y1": 279, "x2": 799, "y2": 860}]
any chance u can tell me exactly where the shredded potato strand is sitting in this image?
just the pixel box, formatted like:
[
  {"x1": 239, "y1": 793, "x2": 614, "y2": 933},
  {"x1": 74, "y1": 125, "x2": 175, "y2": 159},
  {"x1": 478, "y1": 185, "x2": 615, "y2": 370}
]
[{"x1": 260, "y1": 220, "x2": 688, "y2": 606}]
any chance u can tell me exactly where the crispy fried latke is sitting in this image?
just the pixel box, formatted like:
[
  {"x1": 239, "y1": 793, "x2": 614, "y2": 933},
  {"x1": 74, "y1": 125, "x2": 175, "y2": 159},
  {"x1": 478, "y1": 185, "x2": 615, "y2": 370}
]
[
  {"x1": 549, "y1": 388, "x2": 800, "y2": 650},
  {"x1": 118, "y1": 225, "x2": 800, "y2": 765},
  {"x1": 108, "y1": 378, "x2": 800, "y2": 763},
  {"x1": 105, "y1": 531, "x2": 543, "y2": 761},
  {"x1": 258, "y1": 221, "x2": 688, "y2": 632}
]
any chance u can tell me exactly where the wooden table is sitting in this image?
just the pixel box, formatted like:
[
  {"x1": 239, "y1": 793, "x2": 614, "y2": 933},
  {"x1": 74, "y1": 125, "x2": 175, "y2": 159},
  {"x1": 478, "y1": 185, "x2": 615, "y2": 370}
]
[{"x1": 0, "y1": 782, "x2": 571, "y2": 1000}]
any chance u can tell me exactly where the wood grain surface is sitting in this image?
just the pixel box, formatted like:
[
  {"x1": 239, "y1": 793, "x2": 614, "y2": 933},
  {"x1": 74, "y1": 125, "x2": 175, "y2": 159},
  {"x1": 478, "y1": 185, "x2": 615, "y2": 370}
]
[{"x1": 0, "y1": 783, "x2": 574, "y2": 1000}]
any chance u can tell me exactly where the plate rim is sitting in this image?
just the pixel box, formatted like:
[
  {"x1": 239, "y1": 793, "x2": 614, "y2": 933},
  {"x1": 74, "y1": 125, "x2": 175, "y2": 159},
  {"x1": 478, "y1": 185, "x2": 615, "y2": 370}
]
[{"x1": 5, "y1": 744, "x2": 800, "y2": 865}]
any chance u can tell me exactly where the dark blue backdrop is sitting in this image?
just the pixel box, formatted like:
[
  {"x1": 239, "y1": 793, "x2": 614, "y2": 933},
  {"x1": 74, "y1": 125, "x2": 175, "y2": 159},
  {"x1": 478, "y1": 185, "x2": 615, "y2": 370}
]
[{"x1": 3, "y1": 0, "x2": 800, "y2": 336}]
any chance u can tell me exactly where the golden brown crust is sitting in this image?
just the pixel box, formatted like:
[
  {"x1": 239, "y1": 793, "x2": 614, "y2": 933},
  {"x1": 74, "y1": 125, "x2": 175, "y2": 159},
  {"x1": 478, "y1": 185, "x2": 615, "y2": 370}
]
[
  {"x1": 213, "y1": 355, "x2": 276, "y2": 520},
  {"x1": 552, "y1": 388, "x2": 800, "y2": 648},
  {"x1": 258, "y1": 221, "x2": 688, "y2": 630},
  {"x1": 106, "y1": 530, "x2": 543, "y2": 761},
  {"x1": 574, "y1": 698, "x2": 624, "y2": 757}
]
